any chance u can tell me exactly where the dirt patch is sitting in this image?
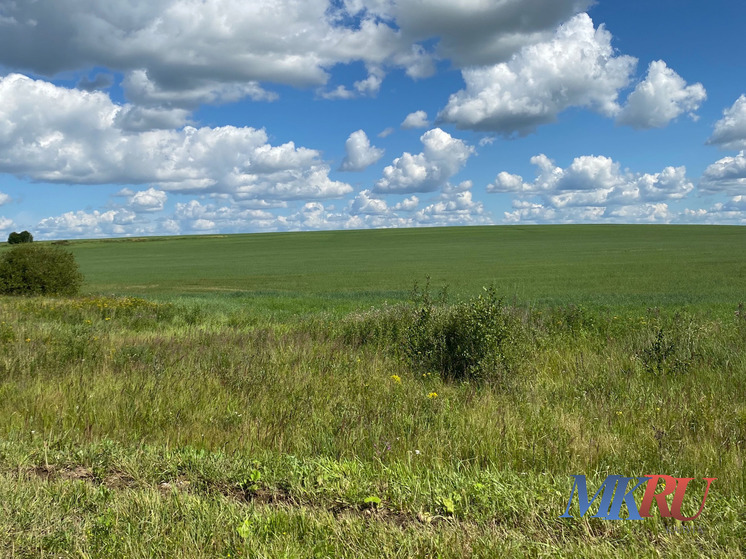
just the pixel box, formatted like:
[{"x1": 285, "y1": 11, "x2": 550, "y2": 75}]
[
  {"x1": 158, "y1": 479, "x2": 191, "y2": 495},
  {"x1": 103, "y1": 471, "x2": 138, "y2": 490},
  {"x1": 29, "y1": 464, "x2": 94, "y2": 482}
]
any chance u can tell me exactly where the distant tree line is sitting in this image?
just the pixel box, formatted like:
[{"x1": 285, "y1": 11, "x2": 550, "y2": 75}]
[{"x1": 7, "y1": 231, "x2": 33, "y2": 244}]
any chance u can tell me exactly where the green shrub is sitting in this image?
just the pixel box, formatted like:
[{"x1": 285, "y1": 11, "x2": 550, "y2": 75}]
[
  {"x1": 0, "y1": 244, "x2": 83, "y2": 296},
  {"x1": 404, "y1": 284, "x2": 517, "y2": 383}
]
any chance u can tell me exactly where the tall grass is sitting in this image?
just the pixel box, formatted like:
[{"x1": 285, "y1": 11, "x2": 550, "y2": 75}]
[{"x1": 0, "y1": 293, "x2": 744, "y2": 556}]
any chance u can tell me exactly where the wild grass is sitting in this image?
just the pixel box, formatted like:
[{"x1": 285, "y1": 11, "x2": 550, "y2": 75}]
[{"x1": 0, "y1": 290, "x2": 744, "y2": 557}]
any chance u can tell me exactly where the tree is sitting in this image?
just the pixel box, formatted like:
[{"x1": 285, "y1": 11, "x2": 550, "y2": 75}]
[
  {"x1": 0, "y1": 244, "x2": 83, "y2": 296},
  {"x1": 7, "y1": 230, "x2": 33, "y2": 244}
]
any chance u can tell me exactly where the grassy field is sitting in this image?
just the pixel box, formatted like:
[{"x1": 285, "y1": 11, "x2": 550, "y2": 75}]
[
  {"x1": 0, "y1": 225, "x2": 745, "y2": 557},
  {"x1": 58, "y1": 224, "x2": 746, "y2": 311}
]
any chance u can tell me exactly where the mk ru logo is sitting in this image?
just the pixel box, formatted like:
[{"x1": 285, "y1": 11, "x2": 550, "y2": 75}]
[{"x1": 560, "y1": 475, "x2": 717, "y2": 521}]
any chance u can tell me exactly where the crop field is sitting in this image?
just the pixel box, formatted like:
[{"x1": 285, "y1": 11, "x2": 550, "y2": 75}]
[{"x1": 0, "y1": 224, "x2": 745, "y2": 557}]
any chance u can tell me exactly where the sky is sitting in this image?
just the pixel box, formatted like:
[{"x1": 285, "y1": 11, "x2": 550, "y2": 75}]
[{"x1": 0, "y1": 0, "x2": 745, "y2": 239}]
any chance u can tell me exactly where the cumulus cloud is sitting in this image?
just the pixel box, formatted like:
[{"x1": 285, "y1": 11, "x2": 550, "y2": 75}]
[
  {"x1": 707, "y1": 95, "x2": 746, "y2": 150},
  {"x1": 344, "y1": 185, "x2": 488, "y2": 229},
  {"x1": 173, "y1": 200, "x2": 275, "y2": 232},
  {"x1": 490, "y1": 154, "x2": 693, "y2": 202},
  {"x1": 700, "y1": 151, "x2": 746, "y2": 194},
  {"x1": 679, "y1": 197, "x2": 746, "y2": 225},
  {"x1": 349, "y1": 189, "x2": 390, "y2": 214},
  {"x1": 492, "y1": 154, "x2": 694, "y2": 223},
  {"x1": 340, "y1": 130, "x2": 384, "y2": 171},
  {"x1": 401, "y1": 110, "x2": 429, "y2": 129},
  {"x1": 33, "y1": 181, "x2": 488, "y2": 238},
  {"x1": 36, "y1": 209, "x2": 141, "y2": 239},
  {"x1": 374, "y1": 128, "x2": 474, "y2": 193},
  {"x1": 128, "y1": 188, "x2": 168, "y2": 212},
  {"x1": 0, "y1": 74, "x2": 352, "y2": 201},
  {"x1": 0, "y1": 0, "x2": 429, "y2": 104},
  {"x1": 616, "y1": 60, "x2": 706, "y2": 129},
  {"x1": 439, "y1": 14, "x2": 636, "y2": 135},
  {"x1": 393, "y1": 195, "x2": 419, "y2": 211},
  {"x1": 0, "y1": 0, "x2": 590, "y2": 105}
]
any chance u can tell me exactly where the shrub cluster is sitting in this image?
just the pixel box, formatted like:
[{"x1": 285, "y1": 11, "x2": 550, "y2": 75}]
[
  {"x1": 404, "y1": 283, "x2": 518, "y2": 383},
  {"x1": 0, "y1": 244, "x2": 83, "y2": 296}
]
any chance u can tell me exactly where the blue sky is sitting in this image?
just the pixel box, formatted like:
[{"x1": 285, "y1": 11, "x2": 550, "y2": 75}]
[{"x1": 0, "y1": 0, "x2": 745, "y2": 239}]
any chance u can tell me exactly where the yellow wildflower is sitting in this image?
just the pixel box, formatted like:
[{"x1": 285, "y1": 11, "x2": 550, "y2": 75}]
[
  {"x1": 390, "y1": 375, "x2": 401, "y2": 383},
  {"x1": 427, "y1": 392, "x2": 438, "y2": 399}
]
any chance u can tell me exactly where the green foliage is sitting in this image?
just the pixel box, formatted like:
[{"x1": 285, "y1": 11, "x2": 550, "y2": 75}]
[
  {"x1": 7, "y1": 230, "x2": 33, "y2": 244},
  {"x1": 363, "y1": 495, "x2": 381, "y2": 508},
  {"x1": 404, "y1": 281, "x2": 517, "y2": 383},
  {"x1": 0, "y1": 244, "x2": 83, "y2": 296}
]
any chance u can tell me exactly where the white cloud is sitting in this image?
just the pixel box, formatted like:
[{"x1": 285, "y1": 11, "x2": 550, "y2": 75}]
[
  {"x1": 0, "y1": 216, "x2": 14, "y2": 231},
  {"x1": 0, "y1": 0, "x2": 590, "y2": 106},
  {"x1": 374, "y1": 128, "x2": 474, "y2": 193},
  {"x1": 33, "y1": 180, "x2": 490, "y2": 238},
  {"x1": 393, "y1": 195, "x2": 419, "y2": 211},
  {"x1": 678, "y1": 197, "x2": 746, "y2": 225},
  {"x1": 490, "y1": 154, "x2": 693, "y2": 203},
  {"x1": 344, "y1": 187, "x2": 489, "y2": 229},
  {"x1": 401, "y1": 110, "x2": 430, "y2": 129},
  {"x1": 349, "y1": 189, "x2": 390, "y2": 214},
  {"x1": 616, "y1": 60, "x2": 706, "y2": 129},
  {"x1": 378, "y1": 127, "x2": 395, "y2": 138},
  {"x1": 492, "y1": 154, "x2": 694, "y2": 223},
  {"x1": 36, "y1": 209, "x2": 143, "y2": 239},
  {"x1": 354, "y1": 66, "x2": 385, "y2": 96},
  {"x1": 708, "y1": 95, "x2": 746, "y2": 150},
  {"x1": 439, "y1": 14, "x2": 636, "y2": 135},
  {"x1": 172, "y1": 200, "x2": 275, "y2": 232},
  {"x1": 700, "y1": 151, "x2": 746, "y2": 194},
  {"x1": 320, "y1": 85, "x2": 357, "y2": 100},
  {"x1": 0, "y1": 74, "x2": 352, "y2": 201},
  {"x1": 340, "y1": 130, "x2": 384, "y2": 172},
  {"x1": 0, "y1": 193, "x2": 11, "y2": 206},
  {"x1": 412, "y1": 188, "x2": 490, "y2": 226},
  {"x1": 0, "y1": 0, "x2": 431, "y2": 105},
  {"x1": 129, "y1": 188, "x2": 168, "y2": 212}
]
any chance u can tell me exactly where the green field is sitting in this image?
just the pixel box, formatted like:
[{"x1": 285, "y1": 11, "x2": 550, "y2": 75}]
[
  {"x1": 0, "y1": 225, "x2": 745, "y2": 557},
  {"x1": 64, "y1": 224, "x2": 746, "y2": 309}
]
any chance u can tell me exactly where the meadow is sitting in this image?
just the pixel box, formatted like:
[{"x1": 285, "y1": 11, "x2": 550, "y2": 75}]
[{"x1": 0, "y1": 224, "x2": 744, "y2": 557}]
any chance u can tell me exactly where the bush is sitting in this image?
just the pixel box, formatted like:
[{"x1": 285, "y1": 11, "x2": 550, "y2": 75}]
[
  {"x1": 7, "y1": 230, "x2": 33, "y2": 244},
  {"x1": 404, "y1": 283, "x2": 518, "y2": 383},
  {"x1": 0, "y1": 244, "x2": 83, "y2": 296}
]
